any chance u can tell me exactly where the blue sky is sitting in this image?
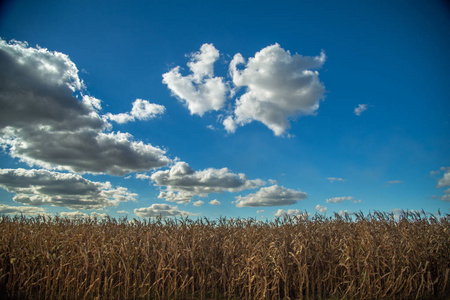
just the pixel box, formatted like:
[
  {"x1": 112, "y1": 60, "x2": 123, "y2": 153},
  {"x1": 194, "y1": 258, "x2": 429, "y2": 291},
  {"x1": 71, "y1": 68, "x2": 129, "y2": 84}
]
[{"x1": 0, "y1": 0, "x2": 449, "y2": 220}]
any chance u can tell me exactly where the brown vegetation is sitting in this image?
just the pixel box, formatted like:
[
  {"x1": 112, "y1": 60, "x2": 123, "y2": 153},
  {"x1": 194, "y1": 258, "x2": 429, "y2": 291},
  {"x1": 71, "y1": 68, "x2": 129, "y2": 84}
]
[{"x1": 0, "y1": 211, "x2": 449, "y2": 299}]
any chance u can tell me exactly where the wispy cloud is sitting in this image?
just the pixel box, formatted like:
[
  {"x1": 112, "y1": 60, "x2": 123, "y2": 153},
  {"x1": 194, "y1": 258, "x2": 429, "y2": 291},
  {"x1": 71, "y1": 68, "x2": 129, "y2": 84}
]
[
  {"x1": 387, "y1": 180, "x2": 403, "y2": 186},
  {"x1": 326, "y1": 196, "x2": 361, "y2": 204},
  {"x1": 327, "y1": 177, "x2": 345, "y2": 183},
  {"x1": 353, "y1": 104, "x2": 368, "y2": 116}
]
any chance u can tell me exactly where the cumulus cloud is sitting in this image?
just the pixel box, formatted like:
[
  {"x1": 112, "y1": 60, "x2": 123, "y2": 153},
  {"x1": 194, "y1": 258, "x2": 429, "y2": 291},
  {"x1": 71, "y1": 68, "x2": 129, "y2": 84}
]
[
  {"x1": 209, "y1": 199, "x2": 221, "y2": 205},
  {"x1": 435, "y1": 170, "x2": 450, "y2": 201},
  {"x1": 134, "y1": 203, "x2": 196, "y2": 218},
  {"x1": 162, "y1": 43, "x2": 228, "y2": 116},
  {"x1": 274, "y1": 209, "x2": 310, "y2": 218},
  {"x1": 0, "y1": 38, "x2": 170, "y2": 175},
  {"x1": 193, "y1": 200, "x2": 204, "y2": 207},
  {"x1": 235, "y1": 185, "x2": 307, "y2": 207},
  {"x1": 441, "y1": 189, "x2": 450, "y2": 202},
  {"x1": 353, "y1": 104, "x2": 368, "y2": 116},
  {"x1": 0, "y1": 168, "x2": 137, "y2": 210},
  {"x1": 0, "y1": 204, "x2": 45, "y2": 215},
  {"x1": 327, "y1": 177, "x2": 345, "y2": 183},
  {"x1": 326, "y1": 196, "x2": 361, "y2": 204},
  {"x1": 226, "y1": 44, "x2": 326, "y2": 136},
  {"x1": 151, "y1": 162, "x2": 264, "y2": 204},
  {"x1": 106, "y1": 99, "x2": 165, "y2": 124},
  {"x1": 315, "y1": 204, "x2": 327, "y2": 213},
  {"x1": 436, "y1": 170, "x2": 450, "y2": 188}
]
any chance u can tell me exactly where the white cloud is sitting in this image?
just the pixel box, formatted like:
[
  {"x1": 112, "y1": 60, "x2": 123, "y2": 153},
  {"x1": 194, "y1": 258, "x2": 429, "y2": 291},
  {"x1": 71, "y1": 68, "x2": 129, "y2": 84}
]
[
  {"x1": 0, "y1": 204, "x2": 45, "y2": 215},
  {"x1": 338, "y1": 210, "x2": 351, "y2": 216},
  {"x1": 90, "y1": 212, "x2": 109, "y2": 219},
  {"x1": 134, "y1": 203, "x2": 196, "y2": 218},
  {"x1": 162, "y1": 43, "x2": 228, "y2": 116},
  {"x1": 315, "y1": 204, "x2": 327, "y2": 213},
  {"x1": 136, "y1": 173, "x2": 152, "y2": 180},
  {"x1": 256, "y1": 210, "x2": 265, "y2": 214},
  {"x1": 326, "y1": 177, "x2": 345, "y2": 183},
  {"x1": 436, "y1": 170, "x2": 450, "y2": 188},
  {"x1": 226, "y1": 44, "x2": 326, "y2": 136},
  {"x1": 353, "y1": 104, "x2": 368, "y2": 116},
  {"x1": 57, "y1": 211, "x2": 108, "y2": 219},
  {"x1": 209, "y1": 199, "x2": 221, "y2": 205},
  {"x1": 151, "y1": 162, "x2": 264, "y2": 204},
  {"x1": 0, "y1": 38, "x2": 170, "y2": 175},
  {"x1": 326, "y1": 196, "x2": 361, "y2": 204},
  {"x1": 59, "y1": 211, "x2": 89, "y2": 219},
  {"x1": 106, "y1": 99, "x2": 165, "y2": 124},
  {"x1": 274, "y1": 209, "x2": 310, "y2": 218},
  {"x1": 235, "y1": 185, "x2": 307, "y2": 207},
  {"x1": 117, "y1": 210, "x2": 128, "y2": 214},
  {"x1": 441, "y1": 189, "x2": 450, "y2": 202},
  {"x1": 0, "y1": 168, "x2": 137, "y2": 210},
  {"x1": 430, "y1": 167, "x2": 450, "y2": 176},
  {"x1": 193, "y1": 200, "x2": 204, "y2": 207}
]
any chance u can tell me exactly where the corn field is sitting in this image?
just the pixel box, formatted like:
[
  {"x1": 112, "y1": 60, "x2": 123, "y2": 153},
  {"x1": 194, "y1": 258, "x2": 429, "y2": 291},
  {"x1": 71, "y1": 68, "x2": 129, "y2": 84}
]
[{"x1": 1, "y1": 211, "x2": 449, "y2": 299}]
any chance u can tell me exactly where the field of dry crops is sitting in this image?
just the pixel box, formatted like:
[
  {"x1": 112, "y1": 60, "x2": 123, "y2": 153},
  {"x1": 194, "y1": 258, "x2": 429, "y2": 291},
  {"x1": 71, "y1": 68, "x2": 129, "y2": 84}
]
[{"x1": 1, "y1": 212, "x2": 449, "y2": 300}]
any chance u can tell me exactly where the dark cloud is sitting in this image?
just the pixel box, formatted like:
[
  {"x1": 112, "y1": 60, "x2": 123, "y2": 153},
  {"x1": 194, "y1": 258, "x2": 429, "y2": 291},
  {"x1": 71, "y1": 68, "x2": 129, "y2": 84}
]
[
  {"x1": 0, "y1": 168, "x2": 137, "y2": 209},
  {"x1": 0, "y1": 39, "x2": 170, "y2": 175}
]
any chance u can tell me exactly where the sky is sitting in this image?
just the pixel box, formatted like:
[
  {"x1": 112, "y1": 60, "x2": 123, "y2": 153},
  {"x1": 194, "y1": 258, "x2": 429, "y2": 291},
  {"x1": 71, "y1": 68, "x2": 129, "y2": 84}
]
[{"x1": 0, "y1": 0, "x2": 449, "y2": 220}]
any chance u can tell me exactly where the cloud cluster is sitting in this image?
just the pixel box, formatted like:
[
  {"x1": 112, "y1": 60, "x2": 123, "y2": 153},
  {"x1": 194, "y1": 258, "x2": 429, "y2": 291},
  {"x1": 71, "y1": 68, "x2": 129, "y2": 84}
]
[
  {"x1": 0, "y1": 168, "x2": 136, "y2": 210},
  {"x1": 0, "y1": 39, "x2": 170, "y2": 175},
  {"x1": 326, "y1": 196, "x2": 361, "y2": 204},
  {"x1": 353, "y1": 104, "x2": 368, "y2": 116},
  {"x1": 235, "y1": 185, "x2": 307, "y2": 207},
  {"x1": 106, "y1": 99, "x2": 165, "y2": 124},
  {"x1": 435, "y1": 169, "x2": 450, "y2": 202},
  {"x1": 226, "y1": 44, "x2": 326, "y2": 136},
  {"x1": 0, "y1": 204, "x2": 45, "y2": 215},
  {"x1": 315, "y1": 204, "x2": 327, "y2": 213},
  {"x1": 134, "y1": 203, "x2": 196, "y2": 218},
  {"x1": 436, "y1": 170, "x2": 450, "y2": 188},
  {"x1": 274, "y1": 209, "x2": 310, "y2": 218},
  {"x1": 151, "y1": 162, "x2": 264, "y2": 204},
  {"x1": 162, "y1": 43, "x2": 227, "y2": 116},
  {"x1": 58, "y1": 211, "x2": 109, "y2": 219},
  {"x1": 163, "y1": 43, "x2": 326, "y2": 136}
]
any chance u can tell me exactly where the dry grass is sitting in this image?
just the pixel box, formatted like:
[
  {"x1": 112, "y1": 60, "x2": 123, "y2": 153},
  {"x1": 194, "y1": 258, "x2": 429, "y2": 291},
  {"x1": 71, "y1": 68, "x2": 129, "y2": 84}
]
[{"x1": 0, "y1": 211, "x2": 449, "y2": 299}]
